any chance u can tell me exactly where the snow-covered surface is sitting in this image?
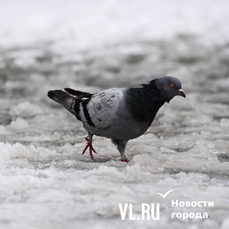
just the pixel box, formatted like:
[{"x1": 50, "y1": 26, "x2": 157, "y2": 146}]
[{"x1": 1, "y1": 0, "x2": 229, "y2": 228}]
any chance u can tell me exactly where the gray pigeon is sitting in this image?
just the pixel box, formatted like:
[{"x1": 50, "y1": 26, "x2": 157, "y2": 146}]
[{"x1": 48, "y1": 76, "x2": 186, "y2": 162}]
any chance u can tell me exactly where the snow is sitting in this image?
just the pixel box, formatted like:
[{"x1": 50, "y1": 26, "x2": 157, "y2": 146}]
[
  {"x1": 1, "y1": 0, "x2": 229, "y2": 228},
  {"x1": 1, "y1": 0, "x2": 229, "y2": 51}
]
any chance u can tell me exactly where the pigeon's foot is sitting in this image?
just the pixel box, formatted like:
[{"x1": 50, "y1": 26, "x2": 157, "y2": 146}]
[
  {"x1": 82, "y1": 136, "x2": 97, "y2": 160},
  {"x1": 121, "y1": 154, "x2": 129, "y2": 163}
]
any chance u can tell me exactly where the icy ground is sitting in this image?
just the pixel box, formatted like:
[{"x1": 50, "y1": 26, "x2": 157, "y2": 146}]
[{"x1": 1, "y1": 1, "x2": 229, "y2": 229}]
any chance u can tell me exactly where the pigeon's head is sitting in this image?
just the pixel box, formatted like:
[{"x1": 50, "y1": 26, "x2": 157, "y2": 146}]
[{"x1": 154, "y1": 76, "x2": 186, "y2": 102}]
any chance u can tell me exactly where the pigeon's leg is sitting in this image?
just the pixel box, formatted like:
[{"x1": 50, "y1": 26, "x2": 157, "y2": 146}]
[
  {"x1": 82, "y1": 133, "x2": 97, "y2": 160},
  {"x1": 117, "y1": 140, "x2": 129, "y2": 163}
]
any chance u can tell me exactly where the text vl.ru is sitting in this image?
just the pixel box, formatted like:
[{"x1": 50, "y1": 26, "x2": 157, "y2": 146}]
[{"x1": 119, "y1": 203, "x2": 160, "y2": 221}]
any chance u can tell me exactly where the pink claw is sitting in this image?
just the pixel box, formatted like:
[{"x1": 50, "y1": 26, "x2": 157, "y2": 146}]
[
  {"x1": 122, "y1": 158, "x2": 129, "y2": 163},
  {"x1": 121, "y1": 156, "x2": 129, "y2": 163},
  {"x1": 82, "y1": 136, "x2": 97, "y2": 160}
]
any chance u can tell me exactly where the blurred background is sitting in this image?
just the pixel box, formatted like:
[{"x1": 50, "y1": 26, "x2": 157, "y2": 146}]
[{"x1": 1, "y1": 0, "x2": 229, "y2": 92}]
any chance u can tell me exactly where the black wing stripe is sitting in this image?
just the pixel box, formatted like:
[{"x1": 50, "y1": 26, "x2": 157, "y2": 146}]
[
  {"x1": 82, "y1": 99, "x2": 95, "y2": 127},
  {"x1": 73, "y1": 99, "x2": 82, "y2": 121}
]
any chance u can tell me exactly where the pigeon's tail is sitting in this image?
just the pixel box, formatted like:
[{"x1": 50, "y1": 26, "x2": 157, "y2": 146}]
[{"x1": 48, "y1": 90, "x2": 75, "y2": 115}]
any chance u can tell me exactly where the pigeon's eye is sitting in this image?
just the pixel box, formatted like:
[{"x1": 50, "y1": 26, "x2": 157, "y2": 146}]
[{"x1": 170, "y1": 83, "x2": 175, "y2": 88}]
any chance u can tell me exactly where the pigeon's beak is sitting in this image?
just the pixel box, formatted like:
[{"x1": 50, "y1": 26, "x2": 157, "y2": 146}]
[{"x1": 178, "y1": 89, "x2": 186, "y2": 98}]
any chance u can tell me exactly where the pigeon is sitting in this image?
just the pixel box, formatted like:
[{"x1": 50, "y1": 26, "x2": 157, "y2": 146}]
[{"x1": 47, "y1": 76, "x2": 186, "y2": 162}]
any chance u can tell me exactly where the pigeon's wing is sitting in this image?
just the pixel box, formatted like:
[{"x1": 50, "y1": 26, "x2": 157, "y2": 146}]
[
  {"x1": 64, "y1": 88, "x2": 92, "y2": 98},
  {"x1": 80, "y1": 88, "x2": 124, "y2": 130}
]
